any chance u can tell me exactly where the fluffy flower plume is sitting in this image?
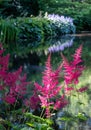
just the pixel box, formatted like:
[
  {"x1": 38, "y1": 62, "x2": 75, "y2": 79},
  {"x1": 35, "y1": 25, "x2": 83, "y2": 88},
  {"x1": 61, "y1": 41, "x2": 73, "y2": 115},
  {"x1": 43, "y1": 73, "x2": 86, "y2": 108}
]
[
  {"x1": 77, "y1": 86, "x2": 88, "y2": 93},
  {"x1": 62, "y1": 45, "x2": 84, "y2": 85},
  {"x1": 30, "y1": 54, "x2": 66, "y2": 117},
  {"x1": 0, "y1": 44, "x2": 31, "y2": 105},
  {"x1": 72, "y1": 44, "x2": 83, "y2": 65},
  {"x1": 54, "y1": 95, "x2": 68, "y2": 110},
  {"x1": 0, "y1": 43, "x2": 88, "y2": 121}
]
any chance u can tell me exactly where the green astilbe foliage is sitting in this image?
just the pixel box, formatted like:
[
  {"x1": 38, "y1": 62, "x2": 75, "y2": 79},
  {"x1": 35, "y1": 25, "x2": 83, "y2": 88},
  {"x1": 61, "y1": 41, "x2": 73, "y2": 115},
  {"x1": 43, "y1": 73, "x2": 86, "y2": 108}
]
[{"x1": 25, "y1": 113, "x2": 54, "y2": 130}]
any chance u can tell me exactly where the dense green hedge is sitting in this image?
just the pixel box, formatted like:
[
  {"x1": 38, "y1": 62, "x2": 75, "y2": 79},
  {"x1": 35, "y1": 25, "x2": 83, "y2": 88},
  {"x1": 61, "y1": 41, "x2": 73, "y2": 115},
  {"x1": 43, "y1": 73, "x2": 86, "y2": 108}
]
[
  {"x1": 0, "y1": 16, "x2": 75, "y2": 46},
  {"x1": 0, "y1": 16, "x2": 75, "y2": 59},
  {"x1": 0, "y1": 17, "x2": 53, "y2": 45},
  {"x1": 0, "y1": 0, "x2": 39, "y2": 18},
  {"x1": 0, "y1": 0, "x2": 91, "y2": 32},
  {"x1": 0, "y1": 17, "x2": 53, "y2": 60},
  {"x1": 38, "y1": 1, "x2": 91, "y2": 32}
]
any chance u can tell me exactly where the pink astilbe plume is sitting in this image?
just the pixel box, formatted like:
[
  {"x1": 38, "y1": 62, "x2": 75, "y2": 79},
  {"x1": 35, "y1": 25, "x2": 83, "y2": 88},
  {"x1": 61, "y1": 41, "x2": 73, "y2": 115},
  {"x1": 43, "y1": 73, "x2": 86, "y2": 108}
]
[
  {"x1": 62, "y1": 45, "x2": 84, "y2": 85},
  {"x1": 42, "y1": 54, "x2": 62, "y2": 98},
  {"x1": 72, "y1": 44, "x2": 83, "y2": 65},
  {"x1": 0, "y1": 44, "x2": 31, "y2": 105},
  {"x1": 3, "y1": 67, "x2": 30, "y2": 104},
  {"x1": 42, "y1": 54, "x2": 53, "y2": 86},
  {"x1": 54, "y1": 95, "x2": 68, "y2": 110},
  {"x1": 30, "y1": 54, "x2": 67, "y2": 118},
  {"x1": 77, "y1": 86, "x2": 88, "y2": 93},
  {"x1": 30, "y1": 93, "x2": 40, "y2": 109}
]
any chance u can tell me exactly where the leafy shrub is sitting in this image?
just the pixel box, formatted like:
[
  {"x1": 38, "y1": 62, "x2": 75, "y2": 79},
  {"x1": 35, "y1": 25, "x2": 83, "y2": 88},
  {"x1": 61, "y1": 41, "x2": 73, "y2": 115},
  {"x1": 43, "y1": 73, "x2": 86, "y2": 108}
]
[
  {"x1": 74, "y1": 8, "x2": 91, "y2": 31},
  {"x1": 0, "y1": 17, "x2": 53, "y2": 60},
  {"x1": 17, "y1": 17, "x2": 44, "y2": 45},
  {"x1": 39, "y1": 1, "x2": 91, "y2": 32},
  {"x1": 0, "y1": 17, "x2": 53, "y2": 45},
  {"x1": 0, "y1": 19, "x2": 18, "y2": 44},
  {"x1": 0, "y1": 16, "x2": 75, "y2": 59}
]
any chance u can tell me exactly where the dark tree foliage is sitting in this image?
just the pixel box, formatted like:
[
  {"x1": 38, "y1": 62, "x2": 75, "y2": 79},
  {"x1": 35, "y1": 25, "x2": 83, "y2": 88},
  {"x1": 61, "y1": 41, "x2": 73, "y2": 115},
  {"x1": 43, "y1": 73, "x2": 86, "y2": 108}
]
[
  {"x1": 0, "y1": 0, "x2": 39, "y2": 18},
  {"x1": 20, "y1": 0, "x2": 39, "y2": 16}
]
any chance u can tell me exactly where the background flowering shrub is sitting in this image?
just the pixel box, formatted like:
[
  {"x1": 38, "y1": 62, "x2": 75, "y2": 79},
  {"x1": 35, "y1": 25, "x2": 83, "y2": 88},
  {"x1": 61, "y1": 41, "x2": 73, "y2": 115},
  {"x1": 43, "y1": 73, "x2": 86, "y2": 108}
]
[{"x1": 46, "y1": 14, "x2": 76, "y2": 35}]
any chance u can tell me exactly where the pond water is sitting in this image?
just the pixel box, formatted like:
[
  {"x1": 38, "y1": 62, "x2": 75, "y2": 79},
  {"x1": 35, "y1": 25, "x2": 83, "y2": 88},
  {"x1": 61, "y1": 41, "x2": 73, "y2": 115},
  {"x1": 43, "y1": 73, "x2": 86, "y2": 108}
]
[
  {"x1": 12, "y1": 33, "x2": 91, "y2": 130},
  {"x1": 13, "y1": 33, "x2": 91, "y2": 79}
]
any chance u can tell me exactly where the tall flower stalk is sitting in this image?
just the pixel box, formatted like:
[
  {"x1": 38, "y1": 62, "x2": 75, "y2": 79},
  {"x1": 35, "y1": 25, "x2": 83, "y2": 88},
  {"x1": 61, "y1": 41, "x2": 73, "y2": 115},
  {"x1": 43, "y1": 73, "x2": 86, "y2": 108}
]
[
  {"x1": 30, "y1": 54, "x2": 68, "y2": 118},
  {"x1": 30, "y1": 45, "x2": 88, "y2": 118}
]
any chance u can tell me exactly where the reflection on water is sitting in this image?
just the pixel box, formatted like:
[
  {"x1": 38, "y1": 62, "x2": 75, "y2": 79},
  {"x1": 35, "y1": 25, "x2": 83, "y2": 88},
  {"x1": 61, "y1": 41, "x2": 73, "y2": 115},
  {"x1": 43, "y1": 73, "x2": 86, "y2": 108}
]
[
  {"x1": 12, "y1": 34, "x2": 91, "y2": 74},
  {"x1": 48, "y1": 35, "x2": 74, "y2": 52},
  {"x1": 12, "y1": 34, "x2": 91, "y2": 130}
]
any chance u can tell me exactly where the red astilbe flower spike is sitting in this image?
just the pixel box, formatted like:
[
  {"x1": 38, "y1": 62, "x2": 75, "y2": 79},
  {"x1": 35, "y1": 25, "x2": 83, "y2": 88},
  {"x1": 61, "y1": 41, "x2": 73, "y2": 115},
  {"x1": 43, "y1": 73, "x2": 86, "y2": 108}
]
[
  {"x1": 62, "y1": 45, "x2": 84, "y2": 85},
  {"x1": 42, "y1": 54, "x2": 63, "y2": 96},
  {"x1": 61, "y1": 53, "x2": 73, "y2": 84},
  {"x1": 34, "y1": 82, "x2": 42, "y2": 92},
  {"x1": 42, "y1": 54, "x2": 62, "y2": 99},
  {"x1": 42, "y1": 54, "x2": 53, "y2": 86},
  {"x1": 77, "y1": 86, "x2": 88, "y2": 93},
  {"x1": 4, "y1": 94, "x2": 16, "y2": 105},
  {"x1": 72, "y1": 44, "x2": 83, "y2": 66},
  {"x1": 30, "y1": 93, "x2": 40, "y2": 109},
  {"x1": 0, "y1": 44, "x2": 31, "y2": 105},
  {"x1": 54, "y1": 95, "x2": 68, "y2": 110},
  {"x1": 30, "y1": 54, "x2": 64, "y2": 118},
  {"x1": 64, "y1": 83, "x2": 74, "y2": 95}
]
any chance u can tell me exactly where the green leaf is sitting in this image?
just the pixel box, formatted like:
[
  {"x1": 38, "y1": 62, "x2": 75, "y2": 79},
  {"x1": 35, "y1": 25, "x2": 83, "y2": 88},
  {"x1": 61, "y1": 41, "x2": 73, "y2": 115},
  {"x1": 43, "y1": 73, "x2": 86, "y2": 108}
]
[
  {"x1": 20, "y1": 127, "x2": 34, "y2": 130},
  {"x1": 25, "y1": 112, "x2": 45, "y2": 122},
  {"x1": 77, "y1": 101, "x2": 85, "y2": 105},
  {"x1": 45, "y1": 119, "x2": 53, "y2": 125},
  {"x1": 76, "y1": 113, "x2": 88, "y2": 121},
  {"x1": 26, "y1": 123, "x2": 34, "y2": 127}
]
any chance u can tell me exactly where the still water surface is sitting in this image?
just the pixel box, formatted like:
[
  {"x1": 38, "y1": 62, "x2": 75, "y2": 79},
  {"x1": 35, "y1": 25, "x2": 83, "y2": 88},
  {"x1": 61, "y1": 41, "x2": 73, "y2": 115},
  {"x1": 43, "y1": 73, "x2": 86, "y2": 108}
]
[
  {"x1": 16, "y1": 34, "x2": 91, "y2": 130},
  {"x1": 18, "y1": 33, "x2": 91, "y2": 75}
]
